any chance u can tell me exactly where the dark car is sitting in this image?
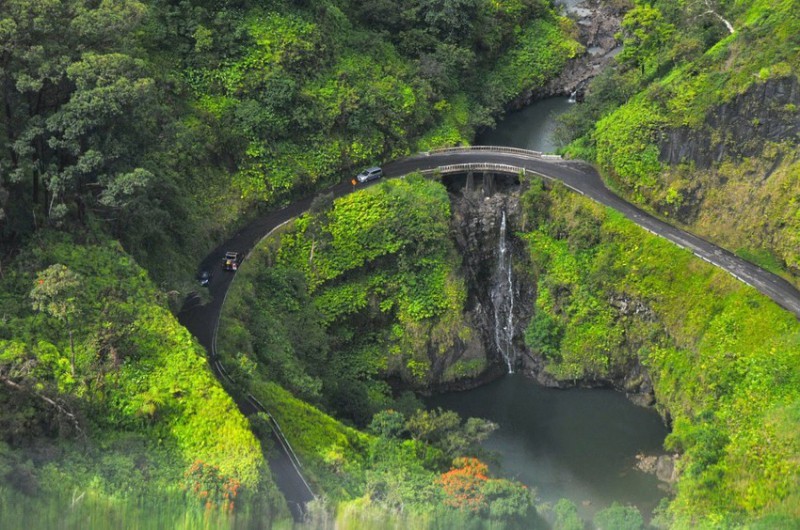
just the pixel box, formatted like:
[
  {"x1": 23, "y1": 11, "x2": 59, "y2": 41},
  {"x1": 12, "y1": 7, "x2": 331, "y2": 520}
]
[
  {"x1": 197, "y1": 269, "x2": 213, "y2": 286},
  {"x1": 222, "y1": 251, "x2": 242, "y2": 271},
  {"x1": 356, "y1": 166, "x2": 383, "y2": 183}
]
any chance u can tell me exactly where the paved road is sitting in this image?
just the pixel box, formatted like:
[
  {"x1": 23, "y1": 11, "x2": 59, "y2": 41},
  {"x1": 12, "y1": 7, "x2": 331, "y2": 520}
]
[{"x1": 178, "y1": 147, "x2": 800, "y2": 520}]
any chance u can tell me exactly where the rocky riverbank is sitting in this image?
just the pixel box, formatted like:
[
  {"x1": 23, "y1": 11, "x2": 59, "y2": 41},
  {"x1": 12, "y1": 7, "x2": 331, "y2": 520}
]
[{"x1": 512, "y1": 0, "x2": 622, "y2": 106}]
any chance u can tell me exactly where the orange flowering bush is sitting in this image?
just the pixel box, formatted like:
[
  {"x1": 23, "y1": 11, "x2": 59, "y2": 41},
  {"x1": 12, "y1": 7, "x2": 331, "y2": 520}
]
[
  {"x1": 439, "y1": 457, "x2": 532, "y2": 520},
  {"x1": 439, "y1": 457, "x2": 490, "y2": 513},
  {"x1": 184, "y1": 460, "x2": 241, "y2": 513}
]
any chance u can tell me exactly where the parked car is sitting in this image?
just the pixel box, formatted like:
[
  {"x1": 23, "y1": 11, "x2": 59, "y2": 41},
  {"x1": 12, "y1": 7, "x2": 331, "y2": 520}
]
[
  {"x1": 356, "y1": 166, "x2": 383, "y2": 183},
  {"x1": 222, "y1": 251, "x2": 242, "y2": 271},
  {"x1": 197, "y1": 269, "x2": 212, "y2": 286}
]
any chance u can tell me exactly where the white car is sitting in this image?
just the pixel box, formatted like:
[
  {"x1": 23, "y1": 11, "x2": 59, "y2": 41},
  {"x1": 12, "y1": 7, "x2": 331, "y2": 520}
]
[{"x1": 356, "y1": 166, "x2": 383, "y2": 183}]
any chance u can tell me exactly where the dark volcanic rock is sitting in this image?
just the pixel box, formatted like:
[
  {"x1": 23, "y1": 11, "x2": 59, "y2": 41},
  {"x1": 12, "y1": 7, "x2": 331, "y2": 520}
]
[
  {"x1": 511, "y1": 0, "x2": 622, "y2": 106},
  {"x1": 660, "y1": 76, "x2": 800, "y2": 168},
  {"x1": 450, "y1": 183, "x2": 533, "y2": 373}
]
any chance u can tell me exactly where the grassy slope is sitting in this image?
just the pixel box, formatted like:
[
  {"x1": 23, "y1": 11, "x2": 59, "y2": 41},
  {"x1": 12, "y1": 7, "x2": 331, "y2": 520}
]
[{"x1": 523, "y1": 183, "x2": 800, "y2": 527}]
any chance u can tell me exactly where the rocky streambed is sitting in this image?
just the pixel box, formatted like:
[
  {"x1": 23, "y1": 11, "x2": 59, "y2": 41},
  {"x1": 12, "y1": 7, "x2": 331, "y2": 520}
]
[{"x1": 513, "y1": 0, "x2": 623, "y2": 106}]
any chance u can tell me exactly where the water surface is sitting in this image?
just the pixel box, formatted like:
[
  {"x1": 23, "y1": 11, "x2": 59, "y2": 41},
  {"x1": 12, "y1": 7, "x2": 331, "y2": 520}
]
[
  {"x1": 428, "y1": 375, "x2": 668, "y2": 520},
  {"x1": 477, "y1": 97, "x2": 573, "y2": 153}
]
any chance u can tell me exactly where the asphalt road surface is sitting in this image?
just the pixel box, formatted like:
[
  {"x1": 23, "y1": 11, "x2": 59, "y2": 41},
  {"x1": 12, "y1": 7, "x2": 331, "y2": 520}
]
[{"x1": 178, "y1": 148, "x2": 800, "y2": 520}]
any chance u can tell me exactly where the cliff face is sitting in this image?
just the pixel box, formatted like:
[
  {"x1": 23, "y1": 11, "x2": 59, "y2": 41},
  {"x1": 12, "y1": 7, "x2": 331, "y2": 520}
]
[
  {"x1": 660, "y1": 77, "x2": 800, "y2": 169},
  {"x1": 586, "y1": 0, "x2": 800, "y2": 288},
  {"x1": 652, "y1": 76, "x2": 800, "y2": 279},
  {"x1": 445, "y1": 179, "x2": 656, "y2": 404},
  {"x1": 449, "y1": 184, "x2": 532, "y2": 378}
]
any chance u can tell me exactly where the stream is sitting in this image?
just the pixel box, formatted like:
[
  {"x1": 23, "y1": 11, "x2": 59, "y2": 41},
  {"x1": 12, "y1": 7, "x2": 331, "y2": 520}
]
[{"x1": 429, "y1": 98, "x2": 669, "y2": 523}]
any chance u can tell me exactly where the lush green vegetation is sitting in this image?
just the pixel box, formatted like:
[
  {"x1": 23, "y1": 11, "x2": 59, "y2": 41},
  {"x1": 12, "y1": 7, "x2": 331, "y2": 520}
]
[
  {"x1": 558, "y1": 0, "x2": 800, "y2": 285},
  {"x1": 216, "y1": 177, "x2": 541, "y2": 526},
  {"x1": 521, "y1": 181, "x2": 800, "y2": 527},
  {"x1": 219, "y1": 177, "x2": 474, "y2": 409},
  {"x1": 0, "y1": 0, "x2": 578, "y2": 524},
  {"x1": 0, "y1": 234, "x2": 286, "y2": 527},
  {"x1": 5, "y1": 0, "x2": 799, "y2": 526},
  {"x1": 1, "y1": 0, "x2": 579, "y2": 287}
]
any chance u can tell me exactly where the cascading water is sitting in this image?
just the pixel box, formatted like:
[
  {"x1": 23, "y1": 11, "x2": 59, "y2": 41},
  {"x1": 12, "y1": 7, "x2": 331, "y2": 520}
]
[
  {"x1": 491, "y1": 210, "x2": 515, "y2": 373},
  {"x1": 568, "y1": 90, "x2": 577, "y2": 104}
]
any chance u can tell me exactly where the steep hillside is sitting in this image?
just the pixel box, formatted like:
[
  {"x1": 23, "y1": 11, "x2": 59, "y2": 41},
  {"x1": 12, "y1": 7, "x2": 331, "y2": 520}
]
[
  {"x1": 520, "y1": 181, "x2": 800, "y2": 528},
  {"x1": 0, "y1": 234, "x2": 283, "y2": 527},
  {"x1": 563, "y1": 0, "x2": 799, "y2": 285}
]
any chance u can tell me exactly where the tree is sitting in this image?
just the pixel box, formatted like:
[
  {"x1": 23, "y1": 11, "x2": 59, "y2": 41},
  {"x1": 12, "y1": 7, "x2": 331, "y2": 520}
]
[
  {"x1": 481, "y1": 477, "x2": 532, "y2": 521},
  {"x1": 405, "y1": 407, "x2": 497, "y2": 460},
  {"x1": 30, "y1": 264, "x2": 83, "y2": 375},
  {"x1": 616, "y1": 3, "x2": 675, "y2": 78},
  {"x1": 418, "y1": 0, "x2": 482, "y2": 45},
  {"x1": 369, "y1": 409, "x2": 406, "y2": 438},
  {"x1": 553, "y1": 498, "x2": 583, "y2": 530},
  {"x1": 439, "y1": 457, "x2": 490, "y2": 513},
  {"x1": 439, "y1": 457, "x2": 533, "y2": 520},
  {"x1": 0, "y1": 0, "x2": 164, "y2": 256},
  {"x1": 593, "y1": 502, "x2": 644, "y2": 530},
  {"x1": 45, "y1": 52, "x2": 155, "y2": 221}
]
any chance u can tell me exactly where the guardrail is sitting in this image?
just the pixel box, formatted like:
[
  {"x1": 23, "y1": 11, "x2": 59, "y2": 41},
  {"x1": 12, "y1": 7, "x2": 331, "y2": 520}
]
[
  {"x1": 211, "y1": 222, "x2": 317, "y2": 509},
  {"x1": 423, "y1": 145, "x2": 562, "y2": 160},
  {"x1": 417, "y1": 162, "x2": 527, "y2": 176}
]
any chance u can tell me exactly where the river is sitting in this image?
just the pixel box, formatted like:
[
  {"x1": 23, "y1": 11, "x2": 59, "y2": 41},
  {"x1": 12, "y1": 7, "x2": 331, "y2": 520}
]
[{"x1": 430, "y1": 98, "x2": 670, "y2": 523}]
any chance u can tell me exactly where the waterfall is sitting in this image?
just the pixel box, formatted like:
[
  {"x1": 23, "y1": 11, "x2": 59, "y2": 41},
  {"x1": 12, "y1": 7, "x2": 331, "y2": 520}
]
[
  {"x1": 491, "y1": 210, "x2": 515, "y2": 373},
  {"x1": 568, "y1": 90, "x2": 577, "y2": 104}
]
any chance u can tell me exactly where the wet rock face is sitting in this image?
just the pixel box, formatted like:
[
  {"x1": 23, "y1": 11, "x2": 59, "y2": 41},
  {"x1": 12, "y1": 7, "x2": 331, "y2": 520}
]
[
  {"x1": 450, "y1": 185, "x2": 533, "y2": 373},
  {"x1": 660, "y1": 76, "x2": 800, "y2": 168}
]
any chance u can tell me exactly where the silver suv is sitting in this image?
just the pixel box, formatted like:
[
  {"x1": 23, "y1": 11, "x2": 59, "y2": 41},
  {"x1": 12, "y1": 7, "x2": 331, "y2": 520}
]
[{"x1": 356, "y1": 166, "x2": 383, "y2": 183}]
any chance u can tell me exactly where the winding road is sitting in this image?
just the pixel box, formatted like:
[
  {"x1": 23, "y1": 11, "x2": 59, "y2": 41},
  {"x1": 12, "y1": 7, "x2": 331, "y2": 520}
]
[{"x1": 178, "y1": 147, "x2": 800, "y2": 520}]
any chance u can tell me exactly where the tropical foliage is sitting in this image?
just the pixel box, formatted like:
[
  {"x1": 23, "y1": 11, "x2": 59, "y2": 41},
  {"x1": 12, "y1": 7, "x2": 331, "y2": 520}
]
[
  {"x1": 0, "y1": 0, "x2": 577, "y2": 524},
  {"x1": 559, "y1": 0, "x2": 800, "y2": 286},
  {"x1": 0, "y1": 234, "x2": 284, "y2": 527},
  {"x1": 521, "y1": 182, "x2": 800, "y2": 527}
]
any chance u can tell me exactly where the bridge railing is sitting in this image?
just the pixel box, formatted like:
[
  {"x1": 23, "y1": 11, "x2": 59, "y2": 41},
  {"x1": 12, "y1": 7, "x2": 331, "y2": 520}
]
[
  {"x1": 416, "y1": 162, "x2": 527, "y2": 176},
  {"x1": 422, "y1": 145, "x2": 562, "y2": 160}
]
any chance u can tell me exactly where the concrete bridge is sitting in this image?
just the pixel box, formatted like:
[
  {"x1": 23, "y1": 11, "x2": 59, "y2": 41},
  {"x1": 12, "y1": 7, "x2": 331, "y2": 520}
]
[{"x1": 179, "y1": 146, "x2": 800, "y2": 521}]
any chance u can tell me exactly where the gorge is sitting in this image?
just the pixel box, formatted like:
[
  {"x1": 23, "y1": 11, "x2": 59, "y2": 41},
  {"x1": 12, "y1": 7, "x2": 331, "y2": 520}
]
[{"x1": 2, "y1": 0, "x2": 799, "y2": 527}]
